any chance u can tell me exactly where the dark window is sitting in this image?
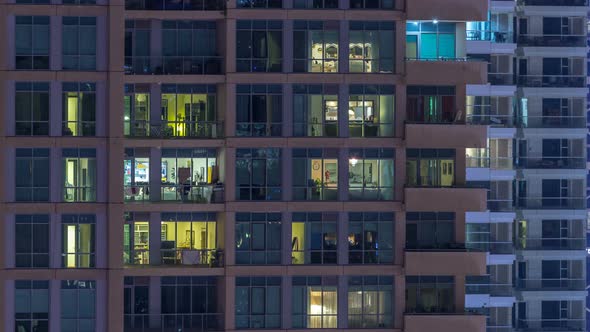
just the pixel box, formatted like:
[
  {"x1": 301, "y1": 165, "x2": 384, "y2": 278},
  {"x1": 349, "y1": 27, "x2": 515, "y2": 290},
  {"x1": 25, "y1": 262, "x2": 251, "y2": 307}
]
[
  {"x1": 236, "y1": 85, "x2": 282, "y2": 136},
  {"x1": 15, "y1": 215, "x2": 50, "y2": 268},
  {"x1": 236, "y1": 148, "x2": 282, "y2": 201},
  {"x1": 348, "y1": 212, "x2": 394, "y2": 264},
  {"x1": 237, "y1": 0, "x2": 282, "y2": 8},
  {"x1": 405, "y1": 276, "x2": 454, "y2": 313},
  {"x1": 406, "y1": 212, "x2": 455, "y2": 249},
  {"x1": 15, "y1": 148, "x2": 50, "y2": 202},
  {"x1": 15, "y1": 16, "x2": 50, "y2": 70},
  {"x1": 15, "y1": 82, "x2": 50, "y2": 136},
  {"x1": 15, "y1": 280, "x2": 49, "y2": 332},
  {"x1": 61, "y1": 280, "x2": 96, "y2": 332},
  {"x1": 406, "y1": 86, "x2": 456, "y2": 123},
  {"x1": 236, "y1": 20, "x2": 283, "y2": 72},
  {"x1": 235, "y1": 277, "x2": 282, "y2": 329},
  {"x1": 235, "y1": 213, "x2": 282, "y2": 265},
  {"x1": 62, "y1": 17, "x2": 97, "y2": 70}
]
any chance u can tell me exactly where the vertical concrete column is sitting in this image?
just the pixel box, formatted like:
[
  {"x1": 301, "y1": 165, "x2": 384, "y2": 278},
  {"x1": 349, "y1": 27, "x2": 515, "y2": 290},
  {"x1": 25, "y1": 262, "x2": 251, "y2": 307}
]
[
  {"x1": 50, "y1": 16, "x2": 62, "y2": 71},
  {"x1": 395, "y1": 83, "x2": 406, "y2": 138},
  {"x1": 150, "y1": 20, "x2": 162, "y2": 69},
  {"x1": 50, "y1": 148, "x2": 62, "y2": 202},
  {"x1": 394, "y1": 275, "x2": 405, "y2": 329},
  {"x1": 224, "y1": 84, "x2": 236, "y2": 137},
  {"x1": 97, "y1": 144, "x2": 108, "y2": 203},
  {"x1": 338, "y1": 84, "x2": 349, "y2": 137},
  {"x1": 49, "y1": 280, "x2": 61, "y2": 332},
  {"x1": 282, "y1": 211, "x2": 292, "y2": 265},
  {"x1": 224, "y1": 212, "x2": 235, "y2": 266},
  {"x1": 337, "y1": 276, "x2": 348, "y2": 329},
  {"x1": 454, "y1": 275, "x2": 466, "y2": 312},
  {"x1": 282, "y1": 276, "x2": 292, "y2": 328},
  {"x1": 224, "y1": 148, "x2": 236, "y2": 202},
  {"x1": 106, "y1": 270, "x2": 125, "y2": 332},
  {"x1": 96, "y1": 16, "x2": 108, "y2": 71},
  {"x1": 338, "y1": 148, "x2": 349, "y2": 201},
  {"x1": 456, "y1": 83, "x2": 467, "y2": 122},
  {"x1": 149, "y1": 83, "x2": 161, "y2": 129},
  {"x1": 1, "y1": 80, "x2": 13, "y2": 137},
  {"x1": 283, "y1": 20, "x2": 293, "y2": 73},
  {"x1": 108, "y1": 141, "x2": 125, "y2": 202},
  {"x1": 225, "y1": 19, "x2": 237, "y2": 73},
  {"x1": 394, "y1": 211, "x2": 405, "y2": 266},
  {"x1": 455, "y1": 212, "x2": 466, "y2": 244},
  {"x1": 282, "y1": 147, "x2": 292, "y2": 201},
  {"x1": 282, "y1": 83, "x2": 293, "y2": 137},
  {"x1": 149, "y1": 147, "x2": 162, "y2": 202},
  {"x1": 50, "y1": 81, "x2": 62, "y2": 136},
  {"x1": 338, "y1": 20, "x2": 349, "y2": 73},
  {"x1": 394, "y1": 147, "x2": 405, "y2": 201},
  {"x1": 107, "y1": 204, "x2": 125, "y2": 269},
  {"x1": 95, "y1": 212, "x2": 108, "y2": 268},
  {"x1": 338, "y1": 212, "x2": 348, "y2": 265},
  {"x1": 149, "y1": 212, "x2": 162, "y2": 265},
  {"x1": 455, "y1": 147, "x2": 466, "y2": 185},
  {"x1": 4, "y1": 148, "x2": 15, "y2": 202},
  {"x1": 96, "y1": 82, "x2": 107, "y2": 137},
  {"x1": 3, "y1": 215, "x2": 14, "y2": 268},
  {"x1": 0, "y1": 13, "x2": 11, "y2": 70},
  {"x1": 96, "y1": 280, "x2": 107, "y2": 332},
  {"x1": 283, "y1": 0, "x2": 293, "y2": 8},
  {"x1": 338, "y1": 0, "x2": 348, "y2": 9},
  {"x1": 50, "y1": 213, "x2": 61, "y2": 268},
  {"x1": 224, "y1": 276, "x2": 236, "y2": 330},
  {"x1": 149, "y1": 277, "x2": 161, "y2": 327}
]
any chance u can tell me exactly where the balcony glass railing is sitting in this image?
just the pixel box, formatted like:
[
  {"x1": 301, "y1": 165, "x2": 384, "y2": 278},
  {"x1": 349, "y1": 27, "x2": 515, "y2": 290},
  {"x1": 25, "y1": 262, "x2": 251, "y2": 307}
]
[
  {"x1": 517, "y1": 34, "x2": 586, "y2": 47},
  {"x1": 487, "y1": 199, "x2": 513, "y2": 212},
  {"x1": 466, "y1": 157, "x2": 513, "y2": 170},
  {"x1": 516, "y1": 238, "x2": 585, "y2": 250},
  {"x1": 515, "y1": 157, "x2": 586, "y2": 169},
  {"x1": 466, "y1": 30, "x2": 513, "y2": 43},
  {"x1": 125, "y1": 122, "x2": 224, "y2": 139},
  {"x1": 125, "y1": 0, "x2": 225, "y2": 9},
  {"x1": 124, "y1": 56, "x2": 223, "y2": 75},
  {"x1": 466, "y1": 283, "x2": 514, "y2": 296},
  {"x1": 516, "y1": 197, "x2": 586, "y2": 209},
  {"x1": 124, "y1": 313, "x2": 224, "y2": 332},
  {"x1": 517, "y1": 75, "x2": 586, "y2": 88},
  {"x1": 466, "y1": 241, "x2": 514, "y2": 254},
  {"x1": 517, "y1": 319, "x2": 585, "y2": 331},
  {"x1": 124, "y1": 184, "x2": 150, "y2": 202},
  {"x1": 466, "y1": 113, "x2": 513, "y2": 127},
  {"x1": 516, "y1": 116, "x2": 586, "y2": 128}
]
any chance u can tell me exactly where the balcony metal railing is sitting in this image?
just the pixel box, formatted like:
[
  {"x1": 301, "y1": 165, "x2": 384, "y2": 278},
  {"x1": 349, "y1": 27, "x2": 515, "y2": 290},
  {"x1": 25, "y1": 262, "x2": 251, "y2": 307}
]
[
  {"x1": 160, "y1": 184, "x2": 224, "y2": 203},
  {"x1": 517, "y1": 34, "x2": 586, "y2": 47},
  {"x1": 488, "y1": 199, "x2": 513, "y2": 212},
  {"x1": 515, "y1": 157, "x2": 586, "y2": 169},
  {"x1": 516, "y1": 318, "x2": 585, "y2": 331},
  {"x1": 124, "y1": 56, "x2": 223, "y2": 75},
  {"x1": 466, "y1": 113, "x2": 513, "y2": 127},
  {"x1": 516, "y1": 278, "x2": 585, "y2": 290},
  {"x1": 467, "y1": 241, "x2": 514, "y2": 254},
  {"x1": 125, "y1": 0, "x2": 225, "y2": 9},
  {"x1": 467, "y1": 30, "x2": 514, "y2": 43},
  {"x1": 516, "y1": 238, "x2": 586, "y2": 250},
  {"x1": 519, "y1": 0, "x2": 588, "y2": 6},
  {"x1": 124, "y1": 184, "x2": 150, "y2": 202},
  {"x1": 128, "y1": 122, "x2": 224, "y2": 139},
  {"x1": 488, "y1": 73, "x2": 515, "y2": 85},
  {"x1": 160, "y1": 248, "x2": 224, "y2": 267},
  {"x1": 124, "y1": 313, "x2": 224, "y2": 332},
  {"x1": 516, "y1": 197, "x2": 586, "y2": 209},
  {"x1": 516, "y1": 115, "x2": 587, "y2": 128},
  {"x1": 517, "y1": 75, "x2": 586, "y2": 88},
  {"x1": 466, "y1": 283, "x2": 514, "y2": 296}
]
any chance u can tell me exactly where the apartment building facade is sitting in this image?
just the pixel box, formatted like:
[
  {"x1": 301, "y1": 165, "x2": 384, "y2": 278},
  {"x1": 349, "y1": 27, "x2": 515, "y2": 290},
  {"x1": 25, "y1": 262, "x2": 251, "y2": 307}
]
[
  {"x1": 1, "y1": 0, "x2": 584, "y2": 331},
  {"x1": 466, "y1": 0, "x2": 588, "y2": 331}
]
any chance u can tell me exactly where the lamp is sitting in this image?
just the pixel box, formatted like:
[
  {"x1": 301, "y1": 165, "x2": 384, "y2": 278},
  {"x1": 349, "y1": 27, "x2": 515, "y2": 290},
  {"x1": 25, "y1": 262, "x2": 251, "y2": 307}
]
[{"x1": 349, "y1": 158, "x2": 358, "y2": 166}]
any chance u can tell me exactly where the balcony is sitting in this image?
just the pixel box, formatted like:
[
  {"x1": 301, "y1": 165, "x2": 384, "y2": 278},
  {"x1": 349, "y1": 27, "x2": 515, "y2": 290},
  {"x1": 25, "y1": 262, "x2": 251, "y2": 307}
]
[
  {"x1": 516, "y1": 278, "x2": 585, "y2": 291},
  {"x1": 517, "y1": 75, "x2": 585, "y2": 88},
  {"x1": 407, "y1": 0, "x2": 488, "y2": 21},
  {"x1": 488, "y1": 73, "x2": 514, "y2": 86},
  {"x1": 467, "y1": 30, "x2": 513, "y2": 43},
  {"x1": 124, "y1": 56, "x2": 223, "y2": 75},
  {"x1": 124, "y1": 184, "x2": 150, "y2": 202},
  {"x1": 515, "y1": 157, "x2": 586, "y2": 169},
  {"x1": 406, "y1": 59, "x2": 488, "y2": 85},
  {"x1": 126, "y1": 122, "x2": 224, "y2": 139},
  {"x1": 466, "y1": 240, "x2": 515, "y2": 254},
  {"x1": 516, "y1": 238, "x2": 585, "y2": 250},
  {"x1": 488, "y1": 199, "x2": 514, "y2": 212},
  {"x1": 516, "y1": 319, "x2": 585, "y2": 332},
  {"x1": 404, "y1": 314, "x2": 486, "y2": 332},
  {"x1": 161, "y1": 184, "x2": 225, "y2": 203},
  {"x1": 516, "y1": 116, "x2": 586, "y2": 129},
  {"x1": 405, "y1": 251, "x2": 487, "y2": 275},
  {"x1": 516, "y1": 197, "x2": 586, "y2": 210},
  {"x1": 518, "y1": 0, "x2": 588, "y2": 5},
  {"x1": 405, "y1": 187, "x2": 488, "y2": 211},
  {"x1": 124, "y1": 313, "x2": 224, "y2": 332},
  {"x1": 125, "y1": 0, "x2": 225, "y2": 10},
  {"x1": 125, "y1": 249, "x2": 224, "y2": 267},
  {"x1": 466, "y1": 283, "x2": 514, "y2": 297},
  {"x1": 517, "y1": 35, "x2": 586, "y2": 47},
  {"x1": 405, "y1": 123, "x2": 487, "y2": 149}
]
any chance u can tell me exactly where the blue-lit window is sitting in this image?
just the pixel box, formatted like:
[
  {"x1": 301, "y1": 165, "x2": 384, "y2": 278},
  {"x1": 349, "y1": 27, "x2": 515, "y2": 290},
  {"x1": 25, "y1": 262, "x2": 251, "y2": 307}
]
[{"x1": 406, "y1": 22, "x2": 456, "y2": 60}]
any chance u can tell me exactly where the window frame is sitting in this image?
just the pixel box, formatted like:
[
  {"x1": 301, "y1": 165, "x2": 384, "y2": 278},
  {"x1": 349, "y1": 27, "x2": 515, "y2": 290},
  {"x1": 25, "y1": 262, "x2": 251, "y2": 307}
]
[
  {"x1": 291, "y1": 212, "x2": 338, "y2": 265},
  {"x1": 236, "y1": 84, "x2": 283, "y2": 137},
  {"x1": 348, "y1": 212, "x2": 394, "y2": 264},
  {"x1": 62, "y1": 16, "x2": 97, "y2": 71},
  {"x1": 236, "y1": 148, "x2": 282, "y2": 201},
  {"x1": 235, "y1": 212, "x2": 282, "y2": 265},
  {"x1": 15, "y1": 214, "x2": 50, "y2": 268},
  {"x1": 235, "y1": 276, "x2": 282, "y2": 329},
  {"x1": 61, "y1": 214, "x2": 96, "y2": 268},
  {"x1": 15, "y1": 82, "x2": 50, "y2": 136},
  {"x1": 348, "y1": 148, "x2": 395, "y2": 201},
  {"x1": 62, "y1": 82, "x2": 97, "y2": 136},
  {"x1": 15, "y1": 148, "x2": 50, "y2": 202}
]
